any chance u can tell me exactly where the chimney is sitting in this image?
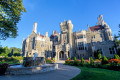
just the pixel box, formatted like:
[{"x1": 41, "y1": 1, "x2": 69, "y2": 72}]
[
  {"x1": 52, "y1": 31, "x2": 54, "y2": 34},
  {"x1": 33, "y1": 23, "x2": 37, "y2": 33}
]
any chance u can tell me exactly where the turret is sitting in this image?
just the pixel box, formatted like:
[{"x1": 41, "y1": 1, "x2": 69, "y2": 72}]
[
  {"x1": 105, "y1": 27, "x2": 113, "y2": 41},
  {"x1": 97, "y1": 15, "x2": 113, "y2": 41}
]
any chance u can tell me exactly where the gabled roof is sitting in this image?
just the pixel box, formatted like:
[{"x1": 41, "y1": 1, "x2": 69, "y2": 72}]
[
  {"x1": 89, "y1": 25, "x2": 104, "y2": 31},
  {"x1": 40, "y1": 34, "x2": 44, "y2": 38}
]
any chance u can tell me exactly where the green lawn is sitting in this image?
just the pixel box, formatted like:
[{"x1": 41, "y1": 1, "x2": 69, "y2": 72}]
[{"x1": 71, "y1": 66, "x2": 120, "y2": 80}]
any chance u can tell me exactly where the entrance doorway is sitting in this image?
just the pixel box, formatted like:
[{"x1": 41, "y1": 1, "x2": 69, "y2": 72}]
[
  {"x1": 59, "y1": 51, "x2": 64, "y2": 60},
  {"x1": 68, "y1": 51, "x2": 70, "y2": 58}
]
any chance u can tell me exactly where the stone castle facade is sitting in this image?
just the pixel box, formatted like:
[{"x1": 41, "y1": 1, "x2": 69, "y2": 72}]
[{"x1": 22, "y1": 15, "x2": 116, "y2": 60}]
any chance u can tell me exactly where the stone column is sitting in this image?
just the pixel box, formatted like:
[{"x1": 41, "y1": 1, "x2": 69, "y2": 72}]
[{"x1": 64, "y1": 52, "x2": 68, "y2": 59}]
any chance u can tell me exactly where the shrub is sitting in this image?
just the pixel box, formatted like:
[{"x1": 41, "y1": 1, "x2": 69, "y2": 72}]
[
  {"x1": 46, "y1": 59, "x2": 53, "y2": 64},
  {"x1": 71, "y1": 57, "x2": 74, "y2": 60},
  {"x1": 98, "y1": 53, "x2": 101, "y2": 59},
  {"x1": 94, "y1": 50, "x2": 102, "y2": 59},
  {"x1": 73, "y1": 57, "x2": 81, "y2": 66},
  {"x1": 84, "y1": 60, "x2": 89, "y2": 64},
  {"x1": 81, "y1": 57, "x2": 84, "y2": 63},
  {"x1": 65, "y1": 60, "x2": 71, "y2": 65},
  {"x1": 114, "y1": 54, "x2": 119, "y2": 59},
  {"x1": 108, "y1": 59, "x2": 120, "y2": 66},
  {"x1": 0, "y1": 63, "x2": 10, "y2": 75},
  {"x1": 90, "y1": 57, "x2": 94, "y2": 65},
  {"x1": 74, "y1": 57, "x2": 77, "y2": 61},
  {"x1": 67, "y1": 57, "x2": 70, "y2": 60},
  {"x1": 102, "y1": 56, "x2": 108, "y2": 64},
  {"x1": 73, "y1": 60, "x2": 80, "y2": 66}
]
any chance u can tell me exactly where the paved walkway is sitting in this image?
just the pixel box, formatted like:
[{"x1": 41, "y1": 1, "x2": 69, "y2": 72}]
[{"x1": 0, "y1": 61, "x2": 81, "y2": 80}]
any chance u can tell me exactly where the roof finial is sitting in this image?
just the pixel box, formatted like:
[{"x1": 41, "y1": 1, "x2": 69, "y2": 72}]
[
  {"x1": 87, "y1": 24, "x2": 89, "y2": 27},
  {"x1": 64, "y1": 19, "x2": 65, "y2": 22}
]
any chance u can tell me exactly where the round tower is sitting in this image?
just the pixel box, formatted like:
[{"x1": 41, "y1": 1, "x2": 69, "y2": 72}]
[{"x1": 105, "y1": 26, "x2": 113, "y2": 41}]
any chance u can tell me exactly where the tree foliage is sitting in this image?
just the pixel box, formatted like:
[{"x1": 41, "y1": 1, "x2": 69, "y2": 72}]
[
  {"x1": 81, "y1": 57, "x2": 84, "y2": 63},
  {"x1": 0, "y1": 46, "x2": 10, "y2": 56},
  {"x1": 98, "y1": 53, "x2": 101, "y2": 59},
  {"x1": 90, "y1": 57, "x2": 94, "y2": 65},
  {"x1": 102, "y1": 56, "x2": 108, "y2": 64},
  {"x1": 114, "y1": 54, "x2": 119, "y2": 59},
  {"x1": 0, "y1": 0, "x2": 26, "y2": 40},
  {"x1": 94, "y1": 50, "x2": 102, "y2": 59},
  {"x1": 0, "y1": 46, "x2": 21, "y2": 56}
]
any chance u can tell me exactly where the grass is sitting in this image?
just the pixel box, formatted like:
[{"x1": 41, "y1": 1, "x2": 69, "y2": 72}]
[{"x1": 71, "y1": 66, "x2": 120, "y2": 80}]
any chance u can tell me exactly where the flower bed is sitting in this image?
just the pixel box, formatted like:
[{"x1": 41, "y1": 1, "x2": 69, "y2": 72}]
[
  {"x1": 0, "y1": 56, "x2": 23, "y2": 64},
  {"x1": 46, "y1": 58, "x2": 55, "y2": 64},
  {"x1": 65, "y1": 57, "x2": 120, "y2": 71}
]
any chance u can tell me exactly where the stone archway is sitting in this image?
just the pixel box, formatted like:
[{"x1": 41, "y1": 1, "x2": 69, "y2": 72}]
[{"x1": 59, "y1": 51, "x2": 65, "y2": 60}]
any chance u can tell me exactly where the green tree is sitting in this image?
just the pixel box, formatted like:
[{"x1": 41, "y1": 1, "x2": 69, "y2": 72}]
[
  {"x1": 0, "y1": 46, "x2": 10, "y2": 56},
  {"x1": 0, "y1": 47, "x2": 5, "y2": 54},
  {"x1": 81, "y1": 57, "x2": 84, "y2": 63},
  {"x1": 94, "y1": 50, "x2": 102, "y2": 59},
  {"x1": 102, "y1": 56, "x2": 108, "y2": 64},
  {"x1": 74, "y1": 57, "x2": 77, "y2": 61},
  {"x1": 98, "y1": 53, "x2": 102, "y2": 59},
  {"x1": 90, "y1": 57, "x2": 94, "y2": 65},
  {"x1": 9, "y1": 47, "x2": 21, "y2": 56},
  {"x1": 0, "y1": 0, "x2": 26, "y2": 40},
  {"x1": 114, "y1": 54, "x2": 119, "y2": 59}
]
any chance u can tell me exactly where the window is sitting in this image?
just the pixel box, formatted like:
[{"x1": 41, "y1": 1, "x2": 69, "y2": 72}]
[
  {"x1": 109, "y1": 48, "x2": 115, "y2": 54},
  {"x1": 78, "y1": 47, "x2": 85, "y2": 50},
  {"x1": 108, "y1": 32, "x2": 111, "y2": 36},
  {"x1": 78, "y1": 42, "x2": 84, "y2": 47},
  {"x1": 83, "y1": 35, "x2": 86, "y2": 38},
  {"x1": 78, "y1": 35, "x2": 84, "y2": 39}
]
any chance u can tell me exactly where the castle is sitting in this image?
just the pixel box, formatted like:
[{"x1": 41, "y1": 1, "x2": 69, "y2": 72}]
[{"x1": 22, "y1": 15, "x2": 116, "y2": 60}]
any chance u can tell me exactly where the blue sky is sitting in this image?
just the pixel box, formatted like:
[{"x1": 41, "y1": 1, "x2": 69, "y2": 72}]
[{"x1": 1, "y1": 0, "x2": 120, "y2": 48}]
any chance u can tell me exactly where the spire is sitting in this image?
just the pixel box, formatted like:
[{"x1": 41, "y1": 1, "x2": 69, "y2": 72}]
[
  {"x1": 54, "y1": 30, "x2": 57, "y2": 34},
  {"x1": 33, "y1": 23, "x2": 37, "y2": 33}
]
